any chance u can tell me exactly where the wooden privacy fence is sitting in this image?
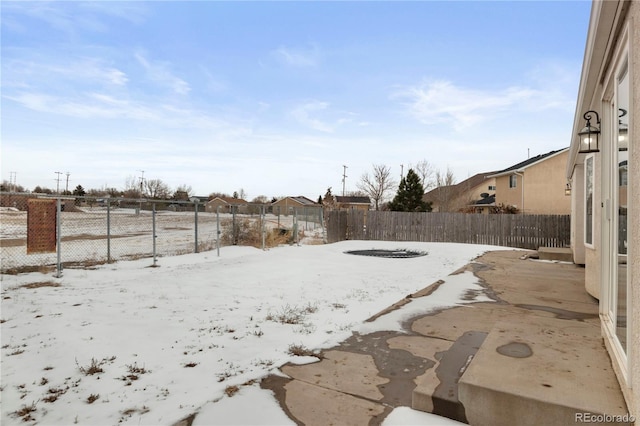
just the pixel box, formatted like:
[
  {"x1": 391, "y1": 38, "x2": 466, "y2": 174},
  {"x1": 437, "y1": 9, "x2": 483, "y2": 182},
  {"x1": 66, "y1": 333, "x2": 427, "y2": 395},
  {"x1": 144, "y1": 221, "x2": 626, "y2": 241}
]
[{"x1": 325, "y1": 210, "x2": 571, "y2": 250}]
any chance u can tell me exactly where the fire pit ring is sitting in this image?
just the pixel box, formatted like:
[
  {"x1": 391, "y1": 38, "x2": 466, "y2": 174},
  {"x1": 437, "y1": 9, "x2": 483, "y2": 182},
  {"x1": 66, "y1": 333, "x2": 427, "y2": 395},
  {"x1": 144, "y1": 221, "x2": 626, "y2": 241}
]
[{"x1": 345, "y1": 249, "x2": 427, "y2": 259}]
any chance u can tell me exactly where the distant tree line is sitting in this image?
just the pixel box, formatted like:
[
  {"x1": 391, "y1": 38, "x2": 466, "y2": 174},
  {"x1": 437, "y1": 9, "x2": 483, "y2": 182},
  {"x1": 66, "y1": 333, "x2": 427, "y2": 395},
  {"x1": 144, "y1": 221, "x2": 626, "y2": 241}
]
[
  {"x1": 355, "y1": 160, "x2": 457, "y2": 212},
  {"x1": 1, "y1": 158, "x2": 459, "y2": 212}
]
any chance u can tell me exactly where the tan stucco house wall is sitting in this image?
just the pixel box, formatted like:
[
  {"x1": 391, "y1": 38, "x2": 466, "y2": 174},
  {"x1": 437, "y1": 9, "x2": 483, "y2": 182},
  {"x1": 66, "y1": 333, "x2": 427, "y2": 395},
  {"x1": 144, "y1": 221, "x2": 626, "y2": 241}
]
[
  {"x1": 491, "y1": 149, "x2": 571, "y2": 215},
  {"x1": 494, "y1": 174, "x2": 522, "y2": 210},
  {"x1": 567, "y1": 0, "x2": 638, "y2": 417},
  {"x1": 524, "y1": 150, "x2": 571, "y2": 214},
  {"x1": 453, "y1": 177, "x2": 497, "y2": 212}
]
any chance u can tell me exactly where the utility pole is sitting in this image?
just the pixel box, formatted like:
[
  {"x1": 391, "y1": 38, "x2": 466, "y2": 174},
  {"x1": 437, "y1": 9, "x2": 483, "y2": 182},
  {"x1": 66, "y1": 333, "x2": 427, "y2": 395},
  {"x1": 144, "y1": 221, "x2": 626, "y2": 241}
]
[
  {"x1": 65, "y1": 172, "x2": 70, "y2": 193},
  {"x1": 55, "y1": 171, "x2": 63, "y2": 194},
  {"x1": 9, "y1": 172, "x2": 16, "y2": 192},
  {"x1": 137, "y1": 170, "x2": 145, "y2": 214},
  {"x1": 138, "y1": 170, "x2": 145, "y2": 196},
  {"x1": 342, "y1": 165, "x2": 348, "y2": 196},
  {"x1": 400, "y1": 164, "x2": 404, "y2": 180}
]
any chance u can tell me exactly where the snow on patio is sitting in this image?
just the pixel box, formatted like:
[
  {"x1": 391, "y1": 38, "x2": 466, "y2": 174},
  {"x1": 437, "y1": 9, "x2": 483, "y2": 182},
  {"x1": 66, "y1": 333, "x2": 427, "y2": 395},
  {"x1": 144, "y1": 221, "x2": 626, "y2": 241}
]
[{"x1": 1, "y1": 241, "x2": 510, "y2": 425}]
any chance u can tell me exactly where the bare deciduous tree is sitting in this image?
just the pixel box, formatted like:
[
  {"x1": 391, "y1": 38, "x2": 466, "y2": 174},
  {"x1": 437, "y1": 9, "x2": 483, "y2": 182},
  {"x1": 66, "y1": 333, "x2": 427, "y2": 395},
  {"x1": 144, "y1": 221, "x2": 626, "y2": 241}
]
[
  {"x1": 144, "y1": 178, "x2": 171, "y2": 199},
  {"x1": 434, "y1": 167, "x2": 457, "y2": 212},
  {"x1": 357, "y1": 164, "x2": 397, "y2": 211},
  {"x1": 176, "y1": 184, "x2": 193, "y2": 196},
  {"x1": 123, "y1": 175, "x2": 141, "y2": 198},
  {"x1": 209, "y1": 192, "x2": 230, "y2": 200},
  {"x1": 414, "y1": 159, "x2": 437, "y2": 191},
  {"x1": 1, "y1": 180, "x2": 25, "y2": 192},
  {"x1": 237, "y1": 188, "x2": 247, "y2": 200},
  {"x1": 173, "y1": 184, "x2": 193, "y2": 201}
]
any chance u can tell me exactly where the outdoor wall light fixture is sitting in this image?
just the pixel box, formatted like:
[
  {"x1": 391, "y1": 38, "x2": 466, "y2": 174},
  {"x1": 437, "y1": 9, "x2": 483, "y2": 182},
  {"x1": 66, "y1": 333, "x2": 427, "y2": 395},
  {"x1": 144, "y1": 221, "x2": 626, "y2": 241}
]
[
  {"x1": 565, "y1": 182, "x2": 571, "y2": 196},
  {"x1": 619, "y1": 108, "x2": 628, "y2": 151},
  {"x1": 578, "y1": 110, "x2": 601, "y2": 153}
]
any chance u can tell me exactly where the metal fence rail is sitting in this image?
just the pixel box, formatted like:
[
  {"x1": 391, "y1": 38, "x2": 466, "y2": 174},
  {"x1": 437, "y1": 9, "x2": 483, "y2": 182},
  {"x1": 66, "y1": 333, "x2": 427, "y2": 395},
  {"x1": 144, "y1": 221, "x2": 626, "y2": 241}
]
[
  {"x1": 326, "y1": 210, "x2": 571, "y2": 250},
  {"x1": 0, "y1": 193, "x2": 324, "y2": 274}
]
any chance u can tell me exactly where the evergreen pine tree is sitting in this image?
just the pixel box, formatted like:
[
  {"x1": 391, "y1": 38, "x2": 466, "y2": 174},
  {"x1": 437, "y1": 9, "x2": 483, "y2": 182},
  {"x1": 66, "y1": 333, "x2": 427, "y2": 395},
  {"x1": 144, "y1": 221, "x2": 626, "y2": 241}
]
[
  {"x1": 389, "y1": 169, "x2": 431, "y2": 212},
  {"x1": 72, "y1": 185, "x2": 86, "y2": 197}
]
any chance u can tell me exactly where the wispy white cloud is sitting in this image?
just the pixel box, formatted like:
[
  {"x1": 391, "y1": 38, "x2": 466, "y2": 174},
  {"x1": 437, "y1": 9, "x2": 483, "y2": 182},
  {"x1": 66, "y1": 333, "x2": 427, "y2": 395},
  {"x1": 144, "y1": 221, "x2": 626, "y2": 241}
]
[
  {"x1": 135, "y1": 53, "x2": 191, "y2": 95},
  {"x1": 79, "y1": 2, "x2": 148, "y2": 26},
  {"x1": 290, "y1": 101, "x2": 333, "y2": 132},
  {"x1": 4, "y1": 91, "x2": 243, "y2": 132},
  {"x1": 2, "y1": 57, "x2": 128, "y2": 89},
  {"x1": 2, "y1": 2, "x2": 147, "y2": 34},
  {"x1": 273, "y1": 44, "x2": 321, "y2": 67},
  {"x1": 5, "y1": 92, "x2": 152, "y2": 120},
  {"x1": 393, "y1": 80, "x2": 536, "y2": 130},
  {"x1": 2, "y1": 3, "x2": 101, "y2": 34}
]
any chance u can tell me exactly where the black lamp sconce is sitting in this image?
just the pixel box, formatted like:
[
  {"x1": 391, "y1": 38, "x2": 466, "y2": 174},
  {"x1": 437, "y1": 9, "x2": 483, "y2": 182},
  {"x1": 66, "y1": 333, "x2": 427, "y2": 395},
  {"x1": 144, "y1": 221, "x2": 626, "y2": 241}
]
[{"x1": 578, "y1": 110, "x2": 601, "y2": 153}]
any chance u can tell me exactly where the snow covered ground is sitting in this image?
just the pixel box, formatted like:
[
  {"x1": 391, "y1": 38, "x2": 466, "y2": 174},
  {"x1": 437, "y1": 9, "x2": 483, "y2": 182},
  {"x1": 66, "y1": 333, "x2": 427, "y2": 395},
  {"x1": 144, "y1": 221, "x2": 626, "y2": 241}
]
[{"x1": 1, "y1": 240, "x2": 510, "y2": 425}]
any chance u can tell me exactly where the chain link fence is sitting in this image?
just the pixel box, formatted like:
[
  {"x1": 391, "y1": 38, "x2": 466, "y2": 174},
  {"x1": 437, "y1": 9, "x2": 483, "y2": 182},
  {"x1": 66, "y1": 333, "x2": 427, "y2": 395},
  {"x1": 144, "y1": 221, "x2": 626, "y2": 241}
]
[{"x1": 0, "y1": 193, "x2": 325, "y2": 275}]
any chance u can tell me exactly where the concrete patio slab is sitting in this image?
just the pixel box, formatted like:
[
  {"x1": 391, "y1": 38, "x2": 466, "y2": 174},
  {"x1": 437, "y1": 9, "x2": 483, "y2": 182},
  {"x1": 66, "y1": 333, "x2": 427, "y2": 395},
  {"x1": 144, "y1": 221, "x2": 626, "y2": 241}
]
[
  {"x1": 255, "y1": 250, "x2": 630, "y2": 426},
  {"x1": 283, "y1": 379, "x2": 386, "y2": 426},
  {"x1": 459, "y1": 317, "x2": 630, "y2": 426},
  {"x1": 386, "y1": 336, "x2": 452, "y2": 413},
  {"x1": 281, "y1": 350, "x2": 388, "y2": 401}
]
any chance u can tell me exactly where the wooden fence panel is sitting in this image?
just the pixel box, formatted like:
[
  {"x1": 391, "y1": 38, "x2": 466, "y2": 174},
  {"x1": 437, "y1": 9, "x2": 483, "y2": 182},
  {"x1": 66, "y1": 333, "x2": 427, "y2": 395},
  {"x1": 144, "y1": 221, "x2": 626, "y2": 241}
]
[{"x1": 325, "y1": 211, "x2": 571, "y2": 250}]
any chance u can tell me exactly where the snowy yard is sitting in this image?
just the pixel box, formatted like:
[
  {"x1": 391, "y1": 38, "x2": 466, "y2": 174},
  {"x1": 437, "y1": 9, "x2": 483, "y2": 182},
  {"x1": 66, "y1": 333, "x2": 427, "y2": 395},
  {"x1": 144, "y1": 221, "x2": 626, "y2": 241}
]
[{"x1": 0, "y1": 241, "x2": 508, "y2": 425}]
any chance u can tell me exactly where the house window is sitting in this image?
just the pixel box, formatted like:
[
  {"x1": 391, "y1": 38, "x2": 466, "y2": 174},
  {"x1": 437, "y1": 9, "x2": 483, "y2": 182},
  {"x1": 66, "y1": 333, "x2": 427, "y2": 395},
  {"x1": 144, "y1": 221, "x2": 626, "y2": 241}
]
[
  {"x1": 488, "y1": 185, "x2": 496, "y2": 191},
  {"x1": 509, "y1": 175, "x2": 517, "y2": 188},
  {"x1": 585, "y1": 155, "x2": 594, "y2": 246},
  {"x1": 619, "y1": 160, "x2": 628, "y2": 187}
]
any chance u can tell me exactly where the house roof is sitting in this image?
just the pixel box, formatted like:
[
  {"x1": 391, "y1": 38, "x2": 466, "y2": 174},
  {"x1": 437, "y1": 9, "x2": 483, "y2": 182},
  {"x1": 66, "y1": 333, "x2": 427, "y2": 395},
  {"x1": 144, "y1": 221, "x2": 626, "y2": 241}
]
[
  {"x1": 423, "y1": 185, "x2": 454, "y2": 201},
  {"x1": 335, "y1": 196, "x2": 371, "y2": 204},
  {"x1": 488, "y1": 148, "x2": 568, "y2": 178},
  {"x1": 272, "y1": 196, "x2": 318, "y2": 206},
  {"x1": 290, "y1": 196, "x2": 318, "y2": 205},
  {"x1": 423, "y1": 171, "x2": 496, "y2": 202},
  {"x1": 207, "y1": 196, "x2": 247, "y2": 205},
  {"x1": 453, "y1": 171, "x2": 498, "y2": 191}
]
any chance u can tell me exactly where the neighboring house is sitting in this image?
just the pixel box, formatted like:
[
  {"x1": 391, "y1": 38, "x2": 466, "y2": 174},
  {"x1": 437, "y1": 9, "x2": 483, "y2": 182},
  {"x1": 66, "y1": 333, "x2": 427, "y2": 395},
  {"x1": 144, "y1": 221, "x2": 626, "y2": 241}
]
[
  {"x1": 205, "y1": 196, "x2": 248, "y2": 213},
  {"x1": 334, "y1": 195, "x2": 371, "y2": 212},
  {"x1": 472, "y1": 193, "x2": 496, "y2": 214},
  {"x1": 423, "y1": 172, "x2": 497, "y2": 213},
  {"x1": 271, "y1": 196, "x2": 318, "y2": 215},
  {"x1": 322, "y1": 190, "x2": 371, "y2": 212},
  {"x1": 422, "y1": 185, "x2": 455, "y2": 212},
  {"x1": 488, "y1": 148, "x2": 570, "y2": 215},
  {"x1": 566, "y1": 0, "x2": 638, "y2": 417}
]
